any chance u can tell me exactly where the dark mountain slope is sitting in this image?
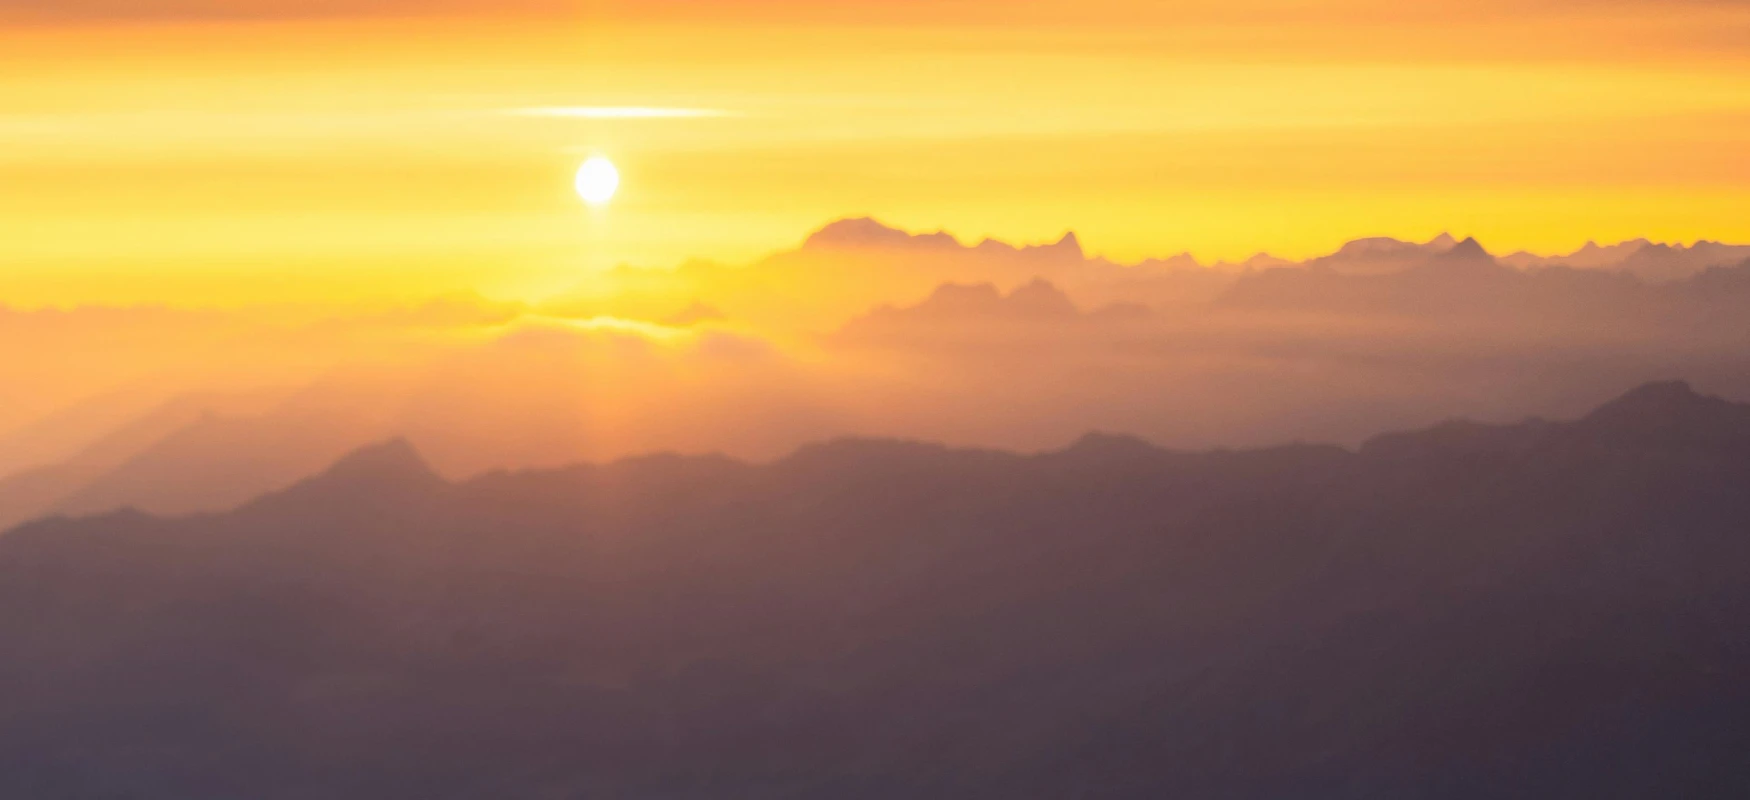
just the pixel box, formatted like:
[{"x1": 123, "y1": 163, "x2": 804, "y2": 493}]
[{"x1": 2, "y1": 383, "x2": 1748, "y2": 798}]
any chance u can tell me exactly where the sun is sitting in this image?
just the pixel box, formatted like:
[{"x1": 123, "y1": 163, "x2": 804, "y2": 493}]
[{"x1": 575, "y1": 157, "x2": 620, "y2": 205}]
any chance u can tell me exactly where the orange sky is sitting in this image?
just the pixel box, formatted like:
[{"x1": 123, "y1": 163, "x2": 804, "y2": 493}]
[{"x1": 3, "y1": 0, "x2": 1750, "y2": 306}]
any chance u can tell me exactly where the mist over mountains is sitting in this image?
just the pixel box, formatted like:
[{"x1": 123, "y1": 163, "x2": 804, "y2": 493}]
[
  {"x1": 4, "y1": 220, "x2": 1750, "y2": 797},
  {"x1": 18, "y1": 0, "x2": 1750, "y2": 791},
  {"x1": 5, "y1": 219, "x2": 1750, "y2": 532},
  {"x1": 2, "y1": 381, "x2": 1747, "y2": 798}
]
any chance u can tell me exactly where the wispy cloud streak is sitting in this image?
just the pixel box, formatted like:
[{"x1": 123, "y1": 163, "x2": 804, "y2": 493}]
[{"x1": 508, "y1": 107, "x2": 737, "y2": 120}]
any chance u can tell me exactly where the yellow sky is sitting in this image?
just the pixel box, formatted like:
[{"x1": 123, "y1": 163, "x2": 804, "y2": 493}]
[{"x1": 3, "y1": 1, "x2": 1750, "y2": 306}]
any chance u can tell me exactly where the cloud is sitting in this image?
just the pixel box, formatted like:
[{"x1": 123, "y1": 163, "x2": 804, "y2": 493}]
[{"x1": 508, "y1": 107, "x2": 738, "y2": 120}]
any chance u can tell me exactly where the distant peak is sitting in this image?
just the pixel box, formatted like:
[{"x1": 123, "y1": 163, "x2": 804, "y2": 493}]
[
  {"x1": 1242, "y1": 253, "x2": 1293, "y2": 270},
  {"x1": 903, "y1": 279, "x2": 1080, "y2": 319},
  {"x1": 1337, "y1": 236, "x2": 1419, "y2": 257},
  {"x1": 1060, "y1": 431, "x2": 1160, "y2": 459},
  {"x1": 1586, "y1": 380, "x2": 1704, "y2": 418},
  {"x1": 1021, "y1": 231, "x2": 1084, "y2": 260},
  {"x1": 1424, "y1": 232, "x2": 1458, "y2": 251},
  {"x1": 1620, "y1": 379, "x2": 1699, "y2": 400},
  {"x1": 1005, "y1": 278, "x2": 1080, "y2": 316},
  {"x1": 1446, "y1": 237, "x2": 1489, "y2": 257},
  {"x1": 803, "y1": 218, "x2": 960, "y2": 250},
  {"x1": 1135, "y1": 252, "x2": 1202, "y2": 271},
  {"x1": 1577, "y1": 381, "x2": 1750, "y2": 440},
  {"x1": 806, "y1": 217, "x2": 898, "y2": 245},
  {"x1": 229, "y1": 437, "x2": 446, "y2": 523},
  {"x1": 319, "y1": 438, "x2": 438, "y2": 485},
  {"x1": 1421, "y1": 237, "x2": 1495, "y2": 267},
  {"x1": 926, "y1": 282, "x2": 1003, "y2": 304}
]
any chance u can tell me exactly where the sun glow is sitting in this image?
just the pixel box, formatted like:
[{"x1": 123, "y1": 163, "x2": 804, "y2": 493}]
[
  {"x1": 575, "y1": 157, "x2": 620, "y2": 206},
  {"x1": 7, "y1": 6, "x2": 1750, "y2": 308}
]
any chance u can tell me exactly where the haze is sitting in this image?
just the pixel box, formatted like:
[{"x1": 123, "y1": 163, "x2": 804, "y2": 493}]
[
  {"x1": 4, "y1": 2, "x2": 1750, "y2": 797},
  {"x1": 5, "y1": 0, "x2": 1750, "y2": 305}
]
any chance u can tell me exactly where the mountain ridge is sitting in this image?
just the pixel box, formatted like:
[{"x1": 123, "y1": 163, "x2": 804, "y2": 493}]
[
  {"x1": 794, "y1": 216, "x2": 1750, "y2": 279},
  {"x1": 2, "y1": 380, "x2": 1749, "y2": 797},
  {"x1": 11, "y1": 379, "x2": 1737, "y2": 539}
]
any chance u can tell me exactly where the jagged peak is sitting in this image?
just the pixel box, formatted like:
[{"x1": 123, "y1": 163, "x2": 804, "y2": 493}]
[
  {"x1": 1019, "y1": 231, "x2": 1084, "y2": 260},
  {"x1": 1409, "y1": 237, "x2": 1499, "y2": 272},
  {"x1": 1445, "y1": 237, "x2": 1490, "y2": 258},
  {"x1": 803, "y1": 218, "x2": 1093, "y2": 259}
]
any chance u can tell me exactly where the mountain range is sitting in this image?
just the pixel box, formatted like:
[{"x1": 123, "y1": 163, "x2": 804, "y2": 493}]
[
  {"x1": 795, "y1": 217, "x2": 1750, "y2": 283},
  {"x1": 8, "y1": 219, "x2": 1750, "y2": 535},
  {"x1": 618, "y1": 217, "x2": 1750, "y2": 330},
  {"x1": 2, "y1": 381, "x2": 1747, "y2": 798}
]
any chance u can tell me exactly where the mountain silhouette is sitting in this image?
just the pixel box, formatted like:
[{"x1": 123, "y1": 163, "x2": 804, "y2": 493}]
[
  {"x1": 2, "y1": 381, "x2": 1748, "y2": 798},
  {"x1": 46, "y1": 406, "x2": 386, "y2": 520},
  {"x1": 835, "y1": 278, "x2": 1152, "y2": 349},
  {"x1": 793, "y1": 218, "x2": 1750, "y2": 291},
  {"x1": 1216, "y1": 241, "x2": 1750, "y2": 327},
  {"x1": 1432, "y1": 235, "x2": 1491, "y2": 263},
  {"x1": 1304, "y1": 232, "x2": 1461, "y2": 275},
  {"x1": 803, "y1": 216, "x2": 964, "y2": 251},
  {"x1": 1032, "y1": 231, "x2": 1084, "y2": 260},
  {"x1": 278, "y1": 436, "x2": 439, "y2": 497},
  {"x1": 567, "y1": 217, "x2": 1750, "y2": 337},
  {"x1": 845, "y1": 279, "x2": 1084, "y2": 326},
  {"x1": 0, "y1": 392, "x2": 295, "y2": 531},
  {"x1": 1502, "y1": 238, "x2": 1750, "y2": 282}
]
